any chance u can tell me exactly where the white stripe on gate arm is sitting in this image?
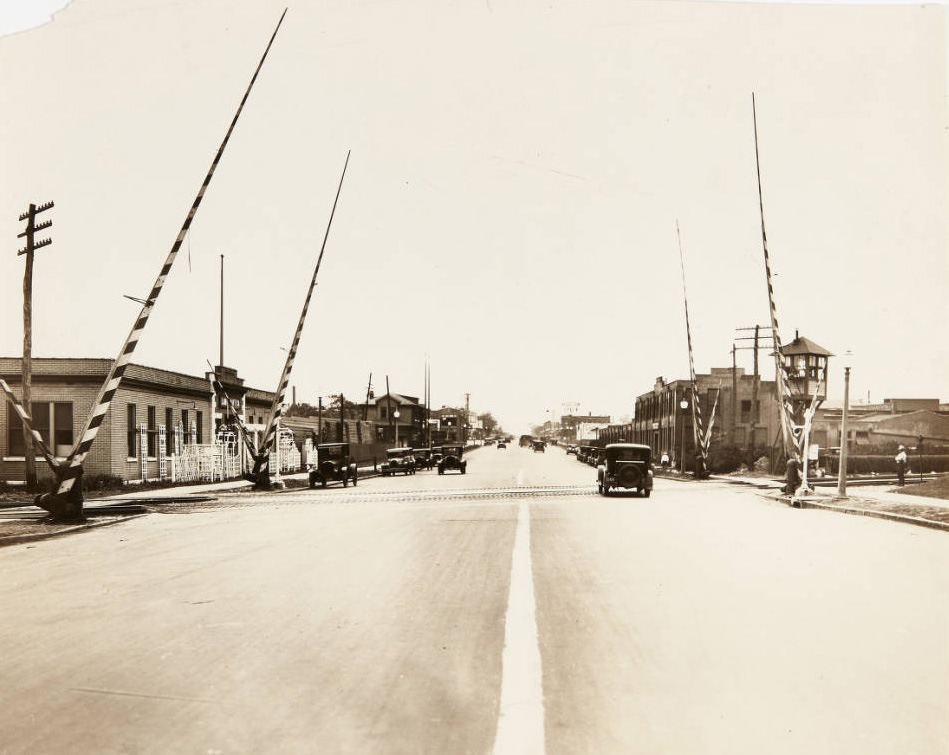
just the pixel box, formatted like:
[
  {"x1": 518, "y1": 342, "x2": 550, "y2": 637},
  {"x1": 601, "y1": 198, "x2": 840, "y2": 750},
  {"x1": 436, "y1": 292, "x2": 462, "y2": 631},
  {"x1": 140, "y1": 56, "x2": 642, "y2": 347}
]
[{"x1": 493, "y1": 500, "x2": 546, "y2": 755}]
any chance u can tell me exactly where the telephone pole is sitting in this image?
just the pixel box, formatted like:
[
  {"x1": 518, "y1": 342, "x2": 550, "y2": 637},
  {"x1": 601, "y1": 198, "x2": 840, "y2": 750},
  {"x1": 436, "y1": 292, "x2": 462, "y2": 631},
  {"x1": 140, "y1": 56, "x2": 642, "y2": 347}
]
[
  {"x1": 464, "y1": 392, "x2": 470, "y2": 445},
  {"x1": 17, "y1": 201, "x2": 54, "y2": 489},
  {"x1": 734, "y1": 325, "x2": 774, "y2": 451}
]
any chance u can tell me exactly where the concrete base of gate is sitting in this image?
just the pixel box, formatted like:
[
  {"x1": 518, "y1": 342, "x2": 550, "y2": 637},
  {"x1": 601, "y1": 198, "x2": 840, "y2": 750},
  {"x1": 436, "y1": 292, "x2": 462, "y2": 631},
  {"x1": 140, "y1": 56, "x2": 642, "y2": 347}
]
[{"x1": 34, "y1": 489, "x2": 85, "y2": 523}]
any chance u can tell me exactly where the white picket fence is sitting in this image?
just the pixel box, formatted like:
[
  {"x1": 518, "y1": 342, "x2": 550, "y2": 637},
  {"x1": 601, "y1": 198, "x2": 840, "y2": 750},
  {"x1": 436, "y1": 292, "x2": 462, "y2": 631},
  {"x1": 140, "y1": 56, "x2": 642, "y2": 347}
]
[
  {"x1": 160, "y1": 427, "x2": 300, "y2": 484},
  {"x1": 169, "y1": 431, "x2": 243, "y2": 484},
  {"x1": 269, "y1": 427, "x2": 301, "y2": 473}
]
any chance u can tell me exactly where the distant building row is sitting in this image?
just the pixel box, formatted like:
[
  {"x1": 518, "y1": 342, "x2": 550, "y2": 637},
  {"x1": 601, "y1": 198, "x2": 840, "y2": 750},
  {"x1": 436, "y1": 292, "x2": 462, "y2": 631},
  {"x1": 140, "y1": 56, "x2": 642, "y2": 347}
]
[{"x1": 0, "y1": 357, "x2": 472, "y2": 485}]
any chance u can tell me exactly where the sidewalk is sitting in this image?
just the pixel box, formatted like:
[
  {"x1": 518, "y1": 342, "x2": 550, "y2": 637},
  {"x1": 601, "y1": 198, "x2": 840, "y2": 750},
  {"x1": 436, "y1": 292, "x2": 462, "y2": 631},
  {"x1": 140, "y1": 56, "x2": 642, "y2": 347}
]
[{"x1": 716, "y1": 474, "x2": 949, "y2": 531}]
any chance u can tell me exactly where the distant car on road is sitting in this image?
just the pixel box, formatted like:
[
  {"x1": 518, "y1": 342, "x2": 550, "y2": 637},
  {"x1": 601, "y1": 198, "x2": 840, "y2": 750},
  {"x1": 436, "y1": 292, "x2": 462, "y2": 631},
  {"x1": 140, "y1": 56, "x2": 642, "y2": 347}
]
[
  {"x1": 308, "y1": 442, "x2": 358, "y2": 488},
  {"x1": 597, "y1": 443, "x2": 654, "y2": 497},
  {"x1": 566, "y1": 445, "x2": 578, "y2": 455},
  {"x1": 381, "y1": 447, "x2": 416, "y2": 476},
  {"x1": 497, "y1": 440, "x2": 507, "y2": 449},
  {"x1": 532, "y1": 440, "x2": 546, "y2": 453},
  {"x1": 438, "y1": 444, "x2": 467, "y2": 474}
]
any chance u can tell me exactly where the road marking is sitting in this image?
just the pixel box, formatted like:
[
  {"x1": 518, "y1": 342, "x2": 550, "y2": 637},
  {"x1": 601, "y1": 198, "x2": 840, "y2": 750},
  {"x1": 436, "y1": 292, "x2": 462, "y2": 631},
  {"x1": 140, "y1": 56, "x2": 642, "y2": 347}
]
[{"x1": 493, "y1": 500, "x2": 545, "y2": 755}]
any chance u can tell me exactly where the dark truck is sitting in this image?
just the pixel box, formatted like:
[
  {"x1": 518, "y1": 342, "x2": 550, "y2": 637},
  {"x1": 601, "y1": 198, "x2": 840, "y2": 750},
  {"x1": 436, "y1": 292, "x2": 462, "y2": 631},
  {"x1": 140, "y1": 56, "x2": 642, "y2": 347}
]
[
  {"x1": 308, "y1": 442, "x2": 358, "y2": 488},
  {"x1": 381, "y1": 447, "x2": 416, "y2": 476},
  {"x1": 597, "y1": 443, "x2": 654, "y2": 497}
]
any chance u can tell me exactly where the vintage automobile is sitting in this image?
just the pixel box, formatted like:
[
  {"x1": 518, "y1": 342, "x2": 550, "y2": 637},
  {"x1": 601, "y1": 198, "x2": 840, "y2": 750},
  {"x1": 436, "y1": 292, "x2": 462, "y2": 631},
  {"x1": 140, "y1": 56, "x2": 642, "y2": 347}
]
[
  {"x1": 597, "y1": 443, "x2": 654, "y2": 497},
  {"x1": 412, "y1": 448, "x2": 435, "y2": 470},
  {"x1": 532, "y1": 439, "x2": 546, "y2": 453},
  {"x1": 565, "y1": 445, "x2": 578, "y2": 455},
  {"x1": 497, "y1": 440, "x2": 507, "y2": 449},
  {"x1": 308, "y1": 442, "x2": 358, "y2": 488},
  {"x1": 430, "y1": 446, "x2": 443, "y2": 466},
  {"x1": 381, "y1": 447, "x2": 417, "y2": 476},
  {"x1": 438, "y1": 444, "x2": 467, "y2": 474}
]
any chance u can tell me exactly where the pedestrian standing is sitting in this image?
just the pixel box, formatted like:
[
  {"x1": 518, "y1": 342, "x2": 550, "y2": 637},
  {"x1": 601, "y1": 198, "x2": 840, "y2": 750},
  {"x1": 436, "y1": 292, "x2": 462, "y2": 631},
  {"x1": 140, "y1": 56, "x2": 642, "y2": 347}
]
[
  {"x1": 784, "y1": 453, "x2": 801, "y2": 496},
  {"x1": 895, "y1": 445, "x2": 908, "y2": 486}
]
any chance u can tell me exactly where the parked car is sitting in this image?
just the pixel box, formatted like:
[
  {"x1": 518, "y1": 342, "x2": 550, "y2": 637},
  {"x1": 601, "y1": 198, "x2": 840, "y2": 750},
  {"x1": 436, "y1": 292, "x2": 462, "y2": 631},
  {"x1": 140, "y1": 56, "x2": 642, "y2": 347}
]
[
  {"x1": 412, "y1": 448, "x2": 434, "y2": 470},
  {"x1": 597, "y1": 443, "x2": 654, "y2": 497},
  {"x1": 381, "y1": 447, "x2": 417, "y2": 476},
  {"x1": 430, "y1": 446, "x2": 443, "y2": 466},
  {"x1": 308, "y1": 442, "x2": 358, "y2": 488},
  {"x1": 438, "y1": 444, "x2": 467, "y2": 474}
]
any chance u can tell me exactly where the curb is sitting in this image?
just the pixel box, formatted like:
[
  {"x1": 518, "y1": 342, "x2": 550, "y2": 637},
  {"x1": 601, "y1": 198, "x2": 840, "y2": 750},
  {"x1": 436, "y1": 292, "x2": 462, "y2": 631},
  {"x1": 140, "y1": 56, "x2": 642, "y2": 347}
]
[
  {"x1": 0, "y1": 512, "x2": 148, "y2": 548},
  {"x1": 750, "y1": 487, "x2": 949, "y2": 532},
  {"x1": 798, "y1": 498, "x2": 949, "y2": 533}
]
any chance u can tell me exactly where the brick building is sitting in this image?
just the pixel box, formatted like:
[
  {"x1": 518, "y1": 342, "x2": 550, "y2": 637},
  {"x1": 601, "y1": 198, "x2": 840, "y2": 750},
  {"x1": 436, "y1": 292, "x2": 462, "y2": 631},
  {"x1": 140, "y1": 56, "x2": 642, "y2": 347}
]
[
  {"x1": 1, "y1": 358, "x2": 274, "y2": 485},
  {"x1": 631, "y1": 368, "x2": 781, "y2": 467},
  {"x1": 813, "y1": 398, "x2": 949, "y2": 449}
]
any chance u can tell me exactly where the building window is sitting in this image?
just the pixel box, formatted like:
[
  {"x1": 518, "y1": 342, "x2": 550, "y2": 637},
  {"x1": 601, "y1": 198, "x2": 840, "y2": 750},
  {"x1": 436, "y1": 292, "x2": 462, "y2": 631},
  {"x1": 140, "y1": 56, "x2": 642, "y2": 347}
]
[
  {"x1": 6, "y1": 401, "x2": 74, "y2": 457},
  {"x1": 6, "y1": 402, "x2": 24, "y2": 456},
  {"x1": 181, "y1": 409, "x2": 189, "y2": 445},
  {"x1": 165, "y1": 408, "x2": 175, "y2": 455},
  {"x1": 54, "y1": 403, "x2": 73, "y2": 450},
  {"x1": 127, "y1": 404, "x2": 137, "y2": 457},
  {"x1": 196, "y1": 411, "x2": 204, "y2": 444},
  {"x1": 146, "y1": 406, "x2": 157, "y2": 457}
]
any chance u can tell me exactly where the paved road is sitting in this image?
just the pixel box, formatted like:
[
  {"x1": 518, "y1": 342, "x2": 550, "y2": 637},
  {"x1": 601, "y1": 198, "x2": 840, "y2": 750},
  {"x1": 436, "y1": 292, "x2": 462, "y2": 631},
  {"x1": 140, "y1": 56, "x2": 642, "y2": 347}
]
[{"x1": 1, "y1": 446, "x2": 946, "y2": 754}]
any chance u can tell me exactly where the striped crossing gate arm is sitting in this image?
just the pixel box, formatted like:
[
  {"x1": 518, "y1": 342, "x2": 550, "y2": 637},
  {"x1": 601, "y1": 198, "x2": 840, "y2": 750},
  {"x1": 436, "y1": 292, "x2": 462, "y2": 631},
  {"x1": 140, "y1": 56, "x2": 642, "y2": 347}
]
[
  {"x1": 0, "y1": 378, "x2": 58, "y2": 472},
  {"x1": 253, "y1": 151, "x2": 351, "y2": 480},
  {"x1": 752, "y1": 93, "x2": 798, "y2": 461},
  {"x1": 702, "y1": 387, "x2": 721, "y2": 455},
  {"x1": 54, "y1": 10, "x2": 288, "y2": 498},
  {"x1": 676, "y1": 220, "x2": 710, "y2": 471},
  {"x1": 208, "y1": 371, "x2": 258, "y2": 462}
]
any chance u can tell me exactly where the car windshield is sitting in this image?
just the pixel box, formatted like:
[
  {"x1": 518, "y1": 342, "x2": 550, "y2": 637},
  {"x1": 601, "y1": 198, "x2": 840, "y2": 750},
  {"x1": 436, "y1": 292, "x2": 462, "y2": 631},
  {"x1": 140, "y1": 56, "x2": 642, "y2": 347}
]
[
  {"x1": 443, "y1": 446, "x2": 462, "y2": 455},
  {"x1": 610, "y1": 448, "x2": 649, "y2": 462}
]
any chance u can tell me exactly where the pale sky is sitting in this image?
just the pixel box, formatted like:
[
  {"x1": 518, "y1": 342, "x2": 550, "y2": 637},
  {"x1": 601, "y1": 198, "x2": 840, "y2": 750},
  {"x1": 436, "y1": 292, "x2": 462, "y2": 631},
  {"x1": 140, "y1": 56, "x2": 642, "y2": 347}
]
[{"x1": 1, "y1": 0, "x2": 947, "y2": 435}]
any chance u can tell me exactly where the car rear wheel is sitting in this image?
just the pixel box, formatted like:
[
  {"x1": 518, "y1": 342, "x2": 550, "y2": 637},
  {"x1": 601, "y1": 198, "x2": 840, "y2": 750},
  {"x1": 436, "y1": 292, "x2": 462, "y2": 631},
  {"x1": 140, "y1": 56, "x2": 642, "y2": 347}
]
[{"x1": 641, "y1": 488, "x2": 651, "y2": 498}]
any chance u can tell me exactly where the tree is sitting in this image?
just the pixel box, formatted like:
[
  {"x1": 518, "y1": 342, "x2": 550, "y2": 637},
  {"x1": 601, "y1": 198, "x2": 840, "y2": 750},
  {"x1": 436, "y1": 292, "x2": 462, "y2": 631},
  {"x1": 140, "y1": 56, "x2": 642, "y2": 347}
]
[{"x1": 478, "y1": 412, "x2": 498, "y2": 435}]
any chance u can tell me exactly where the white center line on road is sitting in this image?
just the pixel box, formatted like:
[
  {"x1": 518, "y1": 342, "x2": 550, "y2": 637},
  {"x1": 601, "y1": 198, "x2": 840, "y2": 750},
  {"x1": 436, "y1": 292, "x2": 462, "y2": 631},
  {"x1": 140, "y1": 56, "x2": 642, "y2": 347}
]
[{"x1": 493, "y1": 500, "x2": 545, "y2": 755}]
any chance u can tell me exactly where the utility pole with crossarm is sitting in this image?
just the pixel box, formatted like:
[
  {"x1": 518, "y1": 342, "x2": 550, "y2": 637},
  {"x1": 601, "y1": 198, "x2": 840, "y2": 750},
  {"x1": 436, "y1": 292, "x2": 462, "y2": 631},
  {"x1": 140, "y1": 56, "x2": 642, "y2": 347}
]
[{"x1": 17, "y1": 201, "x2": 54, "y2": 489}]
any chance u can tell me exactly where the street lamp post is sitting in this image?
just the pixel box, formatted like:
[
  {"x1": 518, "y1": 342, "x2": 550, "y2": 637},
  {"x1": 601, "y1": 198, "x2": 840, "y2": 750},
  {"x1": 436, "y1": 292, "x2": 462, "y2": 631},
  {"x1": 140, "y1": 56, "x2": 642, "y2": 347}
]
[
  {"x1": 679, "y1": 399, "x2": 689, "y2": 473},
  {"x1": 837, "y1": 353, "x2": 852, "y2": 497},
  {"x1": 393, "y1": 410, "x2": 400, "y2": 447}
]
